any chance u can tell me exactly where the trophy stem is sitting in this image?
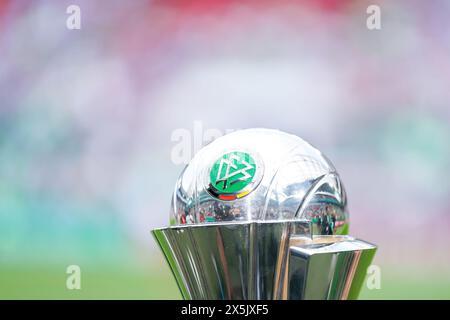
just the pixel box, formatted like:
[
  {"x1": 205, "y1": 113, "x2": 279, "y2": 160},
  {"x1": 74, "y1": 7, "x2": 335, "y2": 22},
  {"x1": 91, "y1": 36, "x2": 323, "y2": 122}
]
[{"x1": 153, "y1": 222, "x2": 376, "y2": 300}]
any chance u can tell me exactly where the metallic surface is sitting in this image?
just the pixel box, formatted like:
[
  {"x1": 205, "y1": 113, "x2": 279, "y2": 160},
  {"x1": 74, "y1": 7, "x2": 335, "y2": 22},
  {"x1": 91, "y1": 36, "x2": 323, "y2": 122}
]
[
  {"x1": 152, "y1": 221, "x2": 376, "y2": 300},
  {"x1": 170, "y1": 129, "x2": 348, "y2": 236},
  {"x1": 285, "y1": 236, "x2": 376, "y2": 299},
  {"x1": 153, "y1": 129, "x2": 376, "y2": 300}
]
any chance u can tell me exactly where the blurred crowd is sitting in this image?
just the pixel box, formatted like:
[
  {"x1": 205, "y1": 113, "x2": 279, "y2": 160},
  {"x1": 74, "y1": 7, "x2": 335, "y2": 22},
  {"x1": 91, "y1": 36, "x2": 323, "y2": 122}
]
[{"x1": 0, "y1": 0, "x2": 449, "y2": 284}]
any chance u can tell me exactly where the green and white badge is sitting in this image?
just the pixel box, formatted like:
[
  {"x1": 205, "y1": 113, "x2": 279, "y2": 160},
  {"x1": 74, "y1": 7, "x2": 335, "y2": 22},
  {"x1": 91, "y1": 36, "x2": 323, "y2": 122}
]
[{"x1": 207, "y1": 151, "x2": 263, "y2": 201}]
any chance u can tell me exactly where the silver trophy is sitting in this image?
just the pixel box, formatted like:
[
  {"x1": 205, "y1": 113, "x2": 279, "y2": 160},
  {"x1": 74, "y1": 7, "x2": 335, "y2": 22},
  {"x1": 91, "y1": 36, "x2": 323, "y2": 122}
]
[{"x1": 153, "y1": 128, "x2": 376, "y2": 300}]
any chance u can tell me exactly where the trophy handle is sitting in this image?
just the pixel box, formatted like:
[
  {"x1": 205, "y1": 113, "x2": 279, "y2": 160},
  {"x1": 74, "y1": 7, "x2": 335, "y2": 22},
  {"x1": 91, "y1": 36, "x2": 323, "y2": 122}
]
[{"x1": 281, "y1": 235, "x2": 377, "y2": 300}]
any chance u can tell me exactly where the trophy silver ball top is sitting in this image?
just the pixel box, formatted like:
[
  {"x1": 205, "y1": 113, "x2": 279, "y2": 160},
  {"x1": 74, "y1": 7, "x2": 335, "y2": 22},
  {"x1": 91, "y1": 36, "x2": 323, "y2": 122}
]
[{"x1": 153, "y1": 128, "x2": 376, "y2": 300}]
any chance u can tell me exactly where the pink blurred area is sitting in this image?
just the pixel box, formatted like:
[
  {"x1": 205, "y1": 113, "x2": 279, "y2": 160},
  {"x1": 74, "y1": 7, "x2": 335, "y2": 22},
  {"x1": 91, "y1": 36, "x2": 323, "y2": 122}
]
[{"x1": 0, "y1": 0, "x2": 449, "y2": 277}]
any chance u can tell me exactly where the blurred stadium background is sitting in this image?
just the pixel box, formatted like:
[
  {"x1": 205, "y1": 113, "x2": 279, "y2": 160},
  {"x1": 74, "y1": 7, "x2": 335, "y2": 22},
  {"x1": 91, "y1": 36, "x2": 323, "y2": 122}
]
[{"x1": 1, "y1": 0, "x2": 449, "y2": 299}]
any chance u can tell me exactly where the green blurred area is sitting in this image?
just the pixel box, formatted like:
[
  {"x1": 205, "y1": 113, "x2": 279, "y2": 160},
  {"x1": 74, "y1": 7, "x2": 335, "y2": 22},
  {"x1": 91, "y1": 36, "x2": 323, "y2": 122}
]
[
  {"x1": 1, "y1": 263, "x2": 450, "y2": 299},
  {"x1": 359, "y1": 272, "x2": 450, "y2": 300},
  {"x1": 0, "y1": 264, "x2": 180, "y2": 300}
]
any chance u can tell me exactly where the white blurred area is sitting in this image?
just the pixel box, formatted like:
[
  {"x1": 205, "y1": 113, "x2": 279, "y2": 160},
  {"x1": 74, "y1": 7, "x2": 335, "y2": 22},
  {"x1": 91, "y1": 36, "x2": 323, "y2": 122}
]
[{"x1": 0, "y1": 0, "x2": 449, "y2": 273}]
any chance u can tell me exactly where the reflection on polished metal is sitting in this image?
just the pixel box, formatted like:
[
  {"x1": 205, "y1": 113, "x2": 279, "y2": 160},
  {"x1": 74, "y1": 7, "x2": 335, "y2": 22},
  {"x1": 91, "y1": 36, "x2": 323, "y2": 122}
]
[{"x1": 152, "y1": 129, "x2": 377, "y2": 300}]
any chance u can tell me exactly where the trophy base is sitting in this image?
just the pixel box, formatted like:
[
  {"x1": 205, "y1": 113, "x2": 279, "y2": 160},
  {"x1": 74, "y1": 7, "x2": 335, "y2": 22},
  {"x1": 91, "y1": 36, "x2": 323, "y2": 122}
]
[{"x1": 152, "y1": 220, "x2": 376, "y2": 300}]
